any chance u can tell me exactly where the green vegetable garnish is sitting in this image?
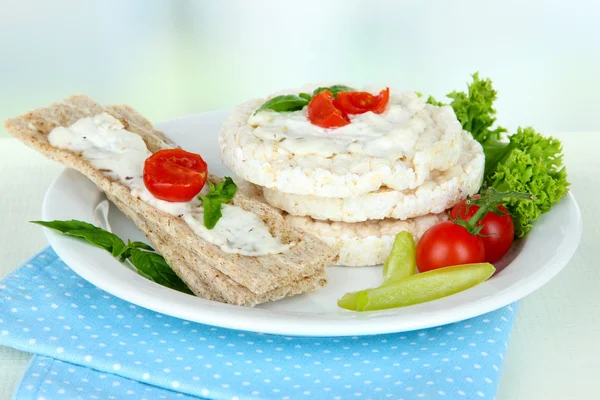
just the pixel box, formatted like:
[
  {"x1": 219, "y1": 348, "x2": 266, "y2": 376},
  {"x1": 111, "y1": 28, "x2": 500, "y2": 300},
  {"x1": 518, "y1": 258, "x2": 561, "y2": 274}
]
[
  {"x1": 128, "y1": 247, "x2": 191, "y2": 293},
  {"x1": 337, "y1": 291, "x2": 359, "y2": 310},
  {"x1": 31, "y1": 220, "x2": 193, "y2": 294},
  {"x1": 254, "y1": 85, "x2": 356, "y2": 115},
  {"x1": 298, "y1": 92, "x2": 312, "y2": 101},
  {"x1": 198, "y1": 176, "x2": 238, "y2": 229},
  {"x1": 338, "y1": 231, "x2": 419, "y2": 311},
  {"x1": 425, "y1": 95, "x2": 445, "y2": 107},
  {"x1": 30, "y1": 219, "x2": 126, "y2": 256},
  {"x1": 428, "y1": 72, "x2": 569, "y2": 237},
  {"x1": 482, "y1": 127, "x2": 569, "y2": 236},
  {"x1": 312, "y1": 85, "x2": 356, "y2": 98},
  {"x1": 382, "y1": 231, "x2": 416, "y2": 284},
  {"x1": 447, "y1": 73, "x2": 508, "y2": 147},
  {"x1": 254, "y1": 94, "x2": 310, "y2": 115},
  {"x1": 338, "y1": 263, "x2": 495, "y2": 311}
]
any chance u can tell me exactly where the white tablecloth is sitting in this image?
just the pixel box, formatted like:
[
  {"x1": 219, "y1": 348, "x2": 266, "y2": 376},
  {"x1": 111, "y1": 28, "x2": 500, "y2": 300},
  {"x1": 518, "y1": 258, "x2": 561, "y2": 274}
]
[{"x1": 0, "y1": 133, "x2": 597, "y2": 400}]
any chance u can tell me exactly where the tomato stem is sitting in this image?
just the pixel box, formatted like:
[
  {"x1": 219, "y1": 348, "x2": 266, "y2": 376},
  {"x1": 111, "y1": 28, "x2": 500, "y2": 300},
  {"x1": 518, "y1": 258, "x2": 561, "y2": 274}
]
[{"x1": 454, "y1": 188, "x2": 535, "y2": 235}]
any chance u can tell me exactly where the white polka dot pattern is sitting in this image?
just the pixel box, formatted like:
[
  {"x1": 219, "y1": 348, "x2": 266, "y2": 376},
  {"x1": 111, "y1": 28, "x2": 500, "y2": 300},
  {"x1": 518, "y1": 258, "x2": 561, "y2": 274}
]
[
  {"x1": 15, "y1": 356, "x2": 197, "y2": 400},
  {"x1": 0, "y1": 248, "x2": 518, "y2": 400}
]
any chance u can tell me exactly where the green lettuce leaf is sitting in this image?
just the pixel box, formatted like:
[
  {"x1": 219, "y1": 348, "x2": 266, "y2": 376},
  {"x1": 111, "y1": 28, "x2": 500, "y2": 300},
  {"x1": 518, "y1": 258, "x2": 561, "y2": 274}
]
[
  {"x1": 429, "y1": 74, "x2": 570, "y2": 237},
  {"x1": 425, "y1": 95, "x2": 445, "y2": 107},
  {"x1": 426, "y1": 73, "x2": 509, "y2": 175},
  {"x1": 446, "y1": 72, "x2": 507, "y2": 146},
  {"x1": 482, "y1": 127, "x2": 569, "y2": 236}
]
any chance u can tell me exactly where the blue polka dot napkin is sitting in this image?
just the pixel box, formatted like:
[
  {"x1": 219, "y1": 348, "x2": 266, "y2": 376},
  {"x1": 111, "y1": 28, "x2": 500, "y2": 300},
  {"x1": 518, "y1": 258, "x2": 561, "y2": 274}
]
[
  {"x1": 14, "y1": 355, "x2": 197, "y2": 400},
  {"x1": 1, "y1": 248, "x2": 518, "y2": 400}
]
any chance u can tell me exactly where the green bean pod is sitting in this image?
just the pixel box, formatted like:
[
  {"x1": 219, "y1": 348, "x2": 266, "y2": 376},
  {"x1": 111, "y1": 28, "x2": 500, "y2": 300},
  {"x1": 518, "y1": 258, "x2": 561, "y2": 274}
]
[
  {"x1": 382, "y1": 231, "x2": 417, "y2": 284},
  {"x1": 338, "y1": 263, "x2": 495, "y2": 312}
]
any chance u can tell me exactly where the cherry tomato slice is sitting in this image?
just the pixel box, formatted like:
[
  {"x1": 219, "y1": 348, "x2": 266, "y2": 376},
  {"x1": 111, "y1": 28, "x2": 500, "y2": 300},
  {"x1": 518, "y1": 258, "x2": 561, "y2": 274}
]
[
  {"x1": 416, "y1": 221, "x2": 486, "y2": 272},
  {"x1": 143, "y1": 148, "x2": 208, "y2": 202},
  {"x1": 335, "y1": 87, "x2": 390, "y2": 115},
  {"x1": 307, "y1": 90, "x2": 350, "y2": 129},
  {"x1": 450, "y1": 197, "x2": 515, "y2": 263}
]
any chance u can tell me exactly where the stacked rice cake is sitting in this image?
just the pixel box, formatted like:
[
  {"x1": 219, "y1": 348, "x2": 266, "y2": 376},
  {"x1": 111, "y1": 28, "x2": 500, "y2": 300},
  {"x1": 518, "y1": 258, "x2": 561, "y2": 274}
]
[{"x1": 219, "y1": 87, "x2": 485, "y2": 266}]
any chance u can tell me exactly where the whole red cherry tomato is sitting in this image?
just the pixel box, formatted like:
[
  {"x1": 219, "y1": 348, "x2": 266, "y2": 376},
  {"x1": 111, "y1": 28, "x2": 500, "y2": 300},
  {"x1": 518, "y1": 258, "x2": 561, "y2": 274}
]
[
  {"x1": 335, "y1": 87, "x2": 390, "y2": 115},
  {"x1": 450, "y1": 197, "x2": 514, "y2": 263},
  {"x1": 307, "y1": 90, "x2": 350, "y2": 129},
  {"x1": 416, "y1": 221, "x2": 486, "y2": 272},
  {"x1": 143, "y1": 148, "x2": 207, "y2": 202},
  {"x1": 416, "y1": 190, "x2": 532, "y2": 272}
]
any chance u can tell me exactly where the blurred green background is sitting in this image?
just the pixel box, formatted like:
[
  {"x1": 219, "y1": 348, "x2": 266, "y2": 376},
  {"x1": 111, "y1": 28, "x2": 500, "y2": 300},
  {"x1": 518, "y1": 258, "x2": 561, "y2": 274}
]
[{"x1": 1, "y1": 0, "x2": 598, "y2": 136}]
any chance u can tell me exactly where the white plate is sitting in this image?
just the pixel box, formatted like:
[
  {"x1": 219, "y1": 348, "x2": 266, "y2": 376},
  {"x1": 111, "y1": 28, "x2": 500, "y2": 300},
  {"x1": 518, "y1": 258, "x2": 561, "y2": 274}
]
[{"x1": 41, "y1": 110, "x2": 582, "y2": 337}]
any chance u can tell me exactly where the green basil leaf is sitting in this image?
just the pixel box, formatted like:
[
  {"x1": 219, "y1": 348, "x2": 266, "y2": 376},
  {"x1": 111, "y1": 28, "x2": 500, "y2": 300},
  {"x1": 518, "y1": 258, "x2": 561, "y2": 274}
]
[
  {"x1": 31, "y1": 219, "x2": 97, "y2": 232},
  {"x1": 254, "y1": 95, "x2": 309, "y2": 115},
  {"x1": 129, "y1": 241, "x2": 155, "y2": 251},
  {"x1": 32, "y1": 219, "x2": 193, "y2": 295},
  {"x1": 199, "y1": 196, "x2": 223, "y2": 230},
  {"x1": 198, "y1": 177, "x2": 237, "y2": 229},
  {"x1": 313, "y1": 85, "x2": 356, "y2": 98},
  {"x1": 116, "y1": 245, "x2": 132, "y2": 260},
  {"x1": 32, "y1": 220, "x2": 125, "y2": 256},
  {"x1": 299, "y1": 92, "x2": 312, "y2": 101},
  {"x1": 129, "y1": 248, "x2": 193, "y2": 295},
  {"x1": 116, "y1": 241, "x2": 155, "y2": 260},
  {"x1": 214, "y1": 177, "x2": 237, "y2": 199}
]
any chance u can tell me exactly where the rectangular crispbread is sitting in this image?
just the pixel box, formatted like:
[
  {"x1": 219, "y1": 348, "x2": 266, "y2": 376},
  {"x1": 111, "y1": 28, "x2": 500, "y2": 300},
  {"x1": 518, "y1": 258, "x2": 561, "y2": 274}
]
[
  {"x1": 109, "y1": 193, "x2": 327, "y2": 306},
  {"x1": 5, "y1": 95, "x2": 337, "y2": 303}
]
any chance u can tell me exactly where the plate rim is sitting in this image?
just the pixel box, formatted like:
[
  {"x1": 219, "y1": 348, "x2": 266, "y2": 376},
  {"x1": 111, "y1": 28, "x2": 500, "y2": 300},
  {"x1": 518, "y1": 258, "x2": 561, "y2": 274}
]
[{"x1": 40, "y1": 111, "x2": 583, "y2": 337}]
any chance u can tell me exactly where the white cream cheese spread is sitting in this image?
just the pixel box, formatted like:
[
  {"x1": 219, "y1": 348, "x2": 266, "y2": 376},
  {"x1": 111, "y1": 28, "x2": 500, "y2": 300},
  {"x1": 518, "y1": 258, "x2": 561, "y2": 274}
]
[
  {"x1": 248, "y1": 90, "x2": 426, "y2": 161},
  {"x1": 219, "y1": 87, "x2": 470, "y2": 197},
  {"x1": 48, "y1": 113, "x2": 291, "y2": 256},
  {"x1": 247, "y1": 89, "x2": 463, "y2": 162}
]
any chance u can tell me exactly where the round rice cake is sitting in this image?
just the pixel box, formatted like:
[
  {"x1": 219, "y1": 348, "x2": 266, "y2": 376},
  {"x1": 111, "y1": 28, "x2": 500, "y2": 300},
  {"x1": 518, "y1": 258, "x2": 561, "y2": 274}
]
[
  {"x1": 219, "y1": 85, "x2": 470, "y2": 198},
  {"x1": 263, "y1": 131, "x2": 484, "y2": 222},
  {"x1": 285, "y1": 212, "x2": 448, "y2": 267}
]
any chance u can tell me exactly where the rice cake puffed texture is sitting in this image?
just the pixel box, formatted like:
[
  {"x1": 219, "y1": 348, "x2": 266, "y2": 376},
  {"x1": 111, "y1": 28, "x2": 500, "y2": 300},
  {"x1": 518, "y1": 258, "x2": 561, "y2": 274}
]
[
  {"x1": 262, "y1": 131, "x2": 484, "y2": 222},
  {"x1": 285, "y1": 212, "x2": 447, "y2": 267},
  {"x1": 219, "y1": 86, "x2": 469, "y2": 198}
]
